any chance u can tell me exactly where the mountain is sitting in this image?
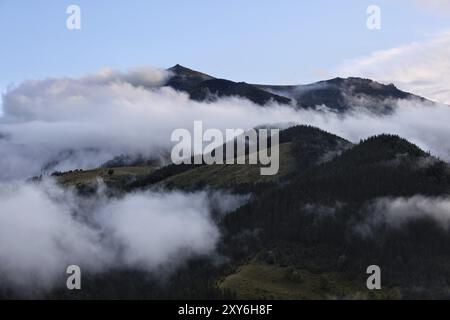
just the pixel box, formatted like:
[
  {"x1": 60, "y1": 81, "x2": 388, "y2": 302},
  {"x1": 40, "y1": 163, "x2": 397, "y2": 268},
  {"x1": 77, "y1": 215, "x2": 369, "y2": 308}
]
[
  {"x1": 166, "y1": 64, "x2": 292, "y2": 105},
  {"x1": 220, "y1": 134, "x2": 450, "y2": 299},
  {"x1": 165, "y1": 65, "x2": 431, "y2": 113},
  {"x1": 166, "y1": 64, "x2": 215, "y2": 92},
  {"x1": 257, "y1": 77, "x2": 425, "y2": 113},
  {"x1": 125, "y1": 125, "x2": 352, "y2": 192},
  {"x1": 48, "y1": 128, "x2": 450, "y2": 299}
]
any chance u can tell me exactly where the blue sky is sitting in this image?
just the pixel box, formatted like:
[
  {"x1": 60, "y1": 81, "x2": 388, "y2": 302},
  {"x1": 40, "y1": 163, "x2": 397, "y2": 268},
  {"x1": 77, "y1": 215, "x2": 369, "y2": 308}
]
[{"x1": 0, "y1": 0, "x2": 449, "y2": 97}]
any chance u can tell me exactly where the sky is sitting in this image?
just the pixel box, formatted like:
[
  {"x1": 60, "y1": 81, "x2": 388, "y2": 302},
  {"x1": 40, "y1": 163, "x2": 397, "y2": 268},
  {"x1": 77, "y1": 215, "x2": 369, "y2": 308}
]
[{"x1": 1, "y1": 0, "x2": 450, "y2": 107}]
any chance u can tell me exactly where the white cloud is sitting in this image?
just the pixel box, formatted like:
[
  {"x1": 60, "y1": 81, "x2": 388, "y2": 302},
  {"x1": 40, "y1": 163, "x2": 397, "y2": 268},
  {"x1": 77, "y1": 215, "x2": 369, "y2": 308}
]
[
  {"x1": 0, "y1": 178, "x2": 244, "y2": 294},
  {"x1": 337, "y1": 31, "x2": 450, "y2": 105},
  {"x1": 0, "y1": 179, "x2": 110, "y2": 292},
  {"x1": 0, "y1": 67, "x2": 299, "y2": 180},
  {"x1": 356, "y1": 195, "x2": 450, "y2": 236},
  {"x1": 96, "y1": 191, "x2": 220, "y2": 271},
  {"x1": 296, "y1": 100, "x2": 450, "y2": 161}
]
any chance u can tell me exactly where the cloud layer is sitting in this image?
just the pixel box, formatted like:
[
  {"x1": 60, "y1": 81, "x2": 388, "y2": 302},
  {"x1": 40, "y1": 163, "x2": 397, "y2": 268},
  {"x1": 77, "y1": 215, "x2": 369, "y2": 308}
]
[
  {"x1": 356, "y1": 195, "x2": 450, "y2": 236},
  {"x1": 0, "y1": 178, "x2": 246, "y2": 294},
  {"x1": 0, "y1": 68, "x2": 298, "y2": 180},
  {"x1": 1, "y1": 67, "x2": 450, "y2": 181}
]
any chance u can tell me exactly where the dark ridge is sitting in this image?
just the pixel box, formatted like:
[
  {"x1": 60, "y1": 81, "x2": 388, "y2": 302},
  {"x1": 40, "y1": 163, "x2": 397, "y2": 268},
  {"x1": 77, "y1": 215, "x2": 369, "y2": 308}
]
[
  {"x1": 168, "y1": 64, "x2": 214, "y2": 80},
  {"x1": 166, "y1": 65, "x2": 292, "y2": 105},
  {"x1": 189, "y1": 78, "x2": 292, "y2": 105},
  {"x1": 290, "y1": 133, "x2": 447, "y2": 202},
  {"x1": 315, "y1": 77, "x2": 412, "y2": 99},
  {"x1": 332, "y1": 134, "x2": 428, "y2": 166},
  {"x1": 258, "y1": 77, "x2": 423, "y2": 113},
  {"x1": 166, "y1": 64, "x2": 215, "y2": 92},
  {"x1": 279, "y1": 125, "x2": 350, "y2": 144},
  {"x1": 165, "y1": 65, "x2": 432, "y2": 113}
]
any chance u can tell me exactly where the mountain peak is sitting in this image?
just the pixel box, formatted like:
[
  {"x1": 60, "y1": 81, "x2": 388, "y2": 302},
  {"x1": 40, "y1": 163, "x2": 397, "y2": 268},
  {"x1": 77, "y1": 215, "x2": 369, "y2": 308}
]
[
  {"x1": 167, "y1": 64, "x2": 215, "y2": 80},
  {"x1": 168, "y1": 64, "x2": 191, "y2": 72},
  {"x1": 165, "y1": 64, "x2": 215, "y2": 92}
]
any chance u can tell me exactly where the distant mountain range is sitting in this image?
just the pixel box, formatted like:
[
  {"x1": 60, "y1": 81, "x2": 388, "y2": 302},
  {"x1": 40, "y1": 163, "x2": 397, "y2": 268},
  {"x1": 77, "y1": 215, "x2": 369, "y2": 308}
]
[{"x1": 165, "y1": 64, "x2": 430, "y2": 113}]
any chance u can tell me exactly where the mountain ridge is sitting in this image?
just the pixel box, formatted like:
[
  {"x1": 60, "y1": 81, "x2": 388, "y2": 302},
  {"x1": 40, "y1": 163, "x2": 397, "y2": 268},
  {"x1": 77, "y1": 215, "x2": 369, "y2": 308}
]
[{"x1": 165, "y1": 64, "x2": 432, "y2": 113}]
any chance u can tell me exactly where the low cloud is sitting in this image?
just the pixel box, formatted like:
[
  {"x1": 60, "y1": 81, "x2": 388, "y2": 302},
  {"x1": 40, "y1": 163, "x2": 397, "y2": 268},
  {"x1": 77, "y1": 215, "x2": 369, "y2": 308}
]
[
  {"x1": 356, "y1": 195, "x2": 450, "y2": 236},
  {"x1": 297, "y1": 99, "x2": 450, "y2": 161},
  {"x1": 0, "y1": 179, "x2": 109, "y2": 293},
  {"x1": 1, "y1": 67, "x2": 450, "y2": 180},
  {"x1": 0, "y1": 179, "x2": 246, "y2": 295},
  {"x1": 0, "y1": 67, "x2": 300, "y2": 180}
]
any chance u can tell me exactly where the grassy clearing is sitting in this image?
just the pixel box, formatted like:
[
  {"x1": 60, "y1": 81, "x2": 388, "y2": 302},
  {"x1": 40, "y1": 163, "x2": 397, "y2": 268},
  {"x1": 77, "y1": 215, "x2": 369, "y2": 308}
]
[
  {"x1": 56, "y1": 166, "x2": 157, "y2": 186},
  {"x1": 162, "y1": 143, "x2": 296, "y2": 189},
  {"x1": 55, "y1": 143, "x2": 295, "y2": 191},
  {"x1": 218, "y1": 260, "x2": 401, "y2": 300}
]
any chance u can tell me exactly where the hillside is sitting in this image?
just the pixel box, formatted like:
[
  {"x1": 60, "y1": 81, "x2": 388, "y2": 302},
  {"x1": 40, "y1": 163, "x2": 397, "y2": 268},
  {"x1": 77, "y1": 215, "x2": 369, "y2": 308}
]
[
  {"x1": 43, "y1": 127, "x2": 450, "y2": 299},
  {"x1": 221, "y1": 134, "x2": 450, "y2": 299},
  {"x1": 55, "y1": 125, "x2": 351, "y2": 194}
]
